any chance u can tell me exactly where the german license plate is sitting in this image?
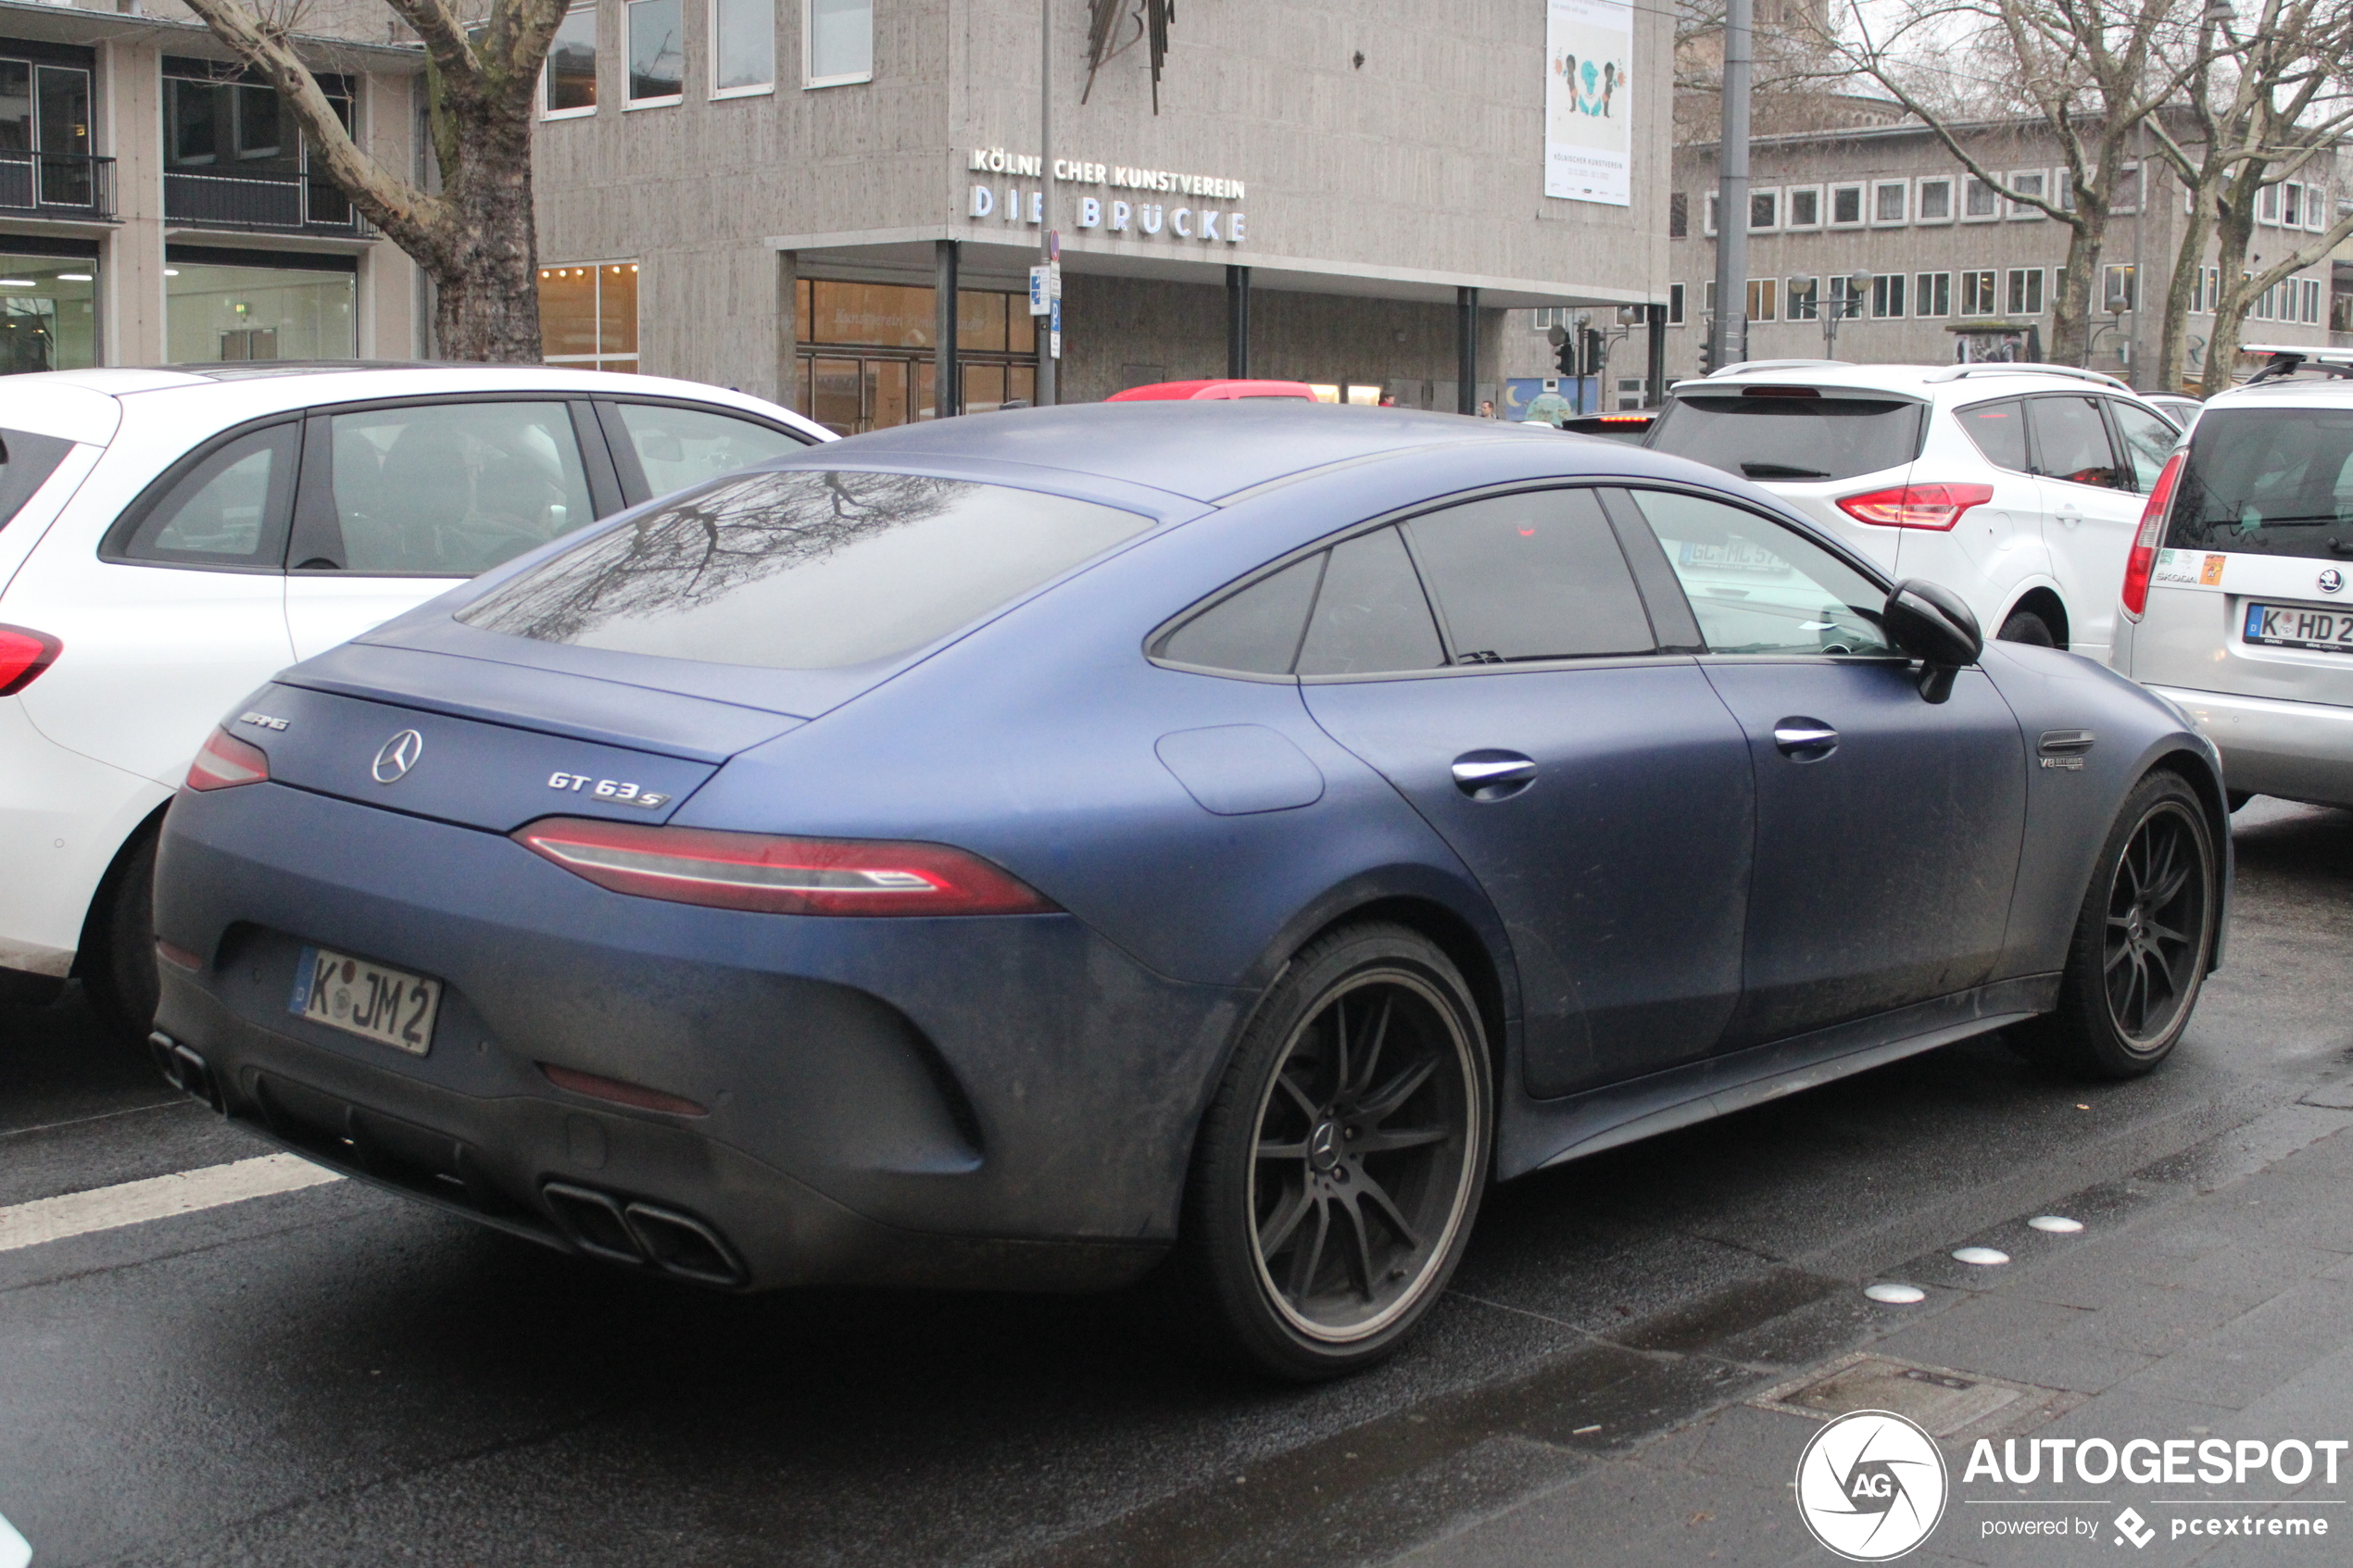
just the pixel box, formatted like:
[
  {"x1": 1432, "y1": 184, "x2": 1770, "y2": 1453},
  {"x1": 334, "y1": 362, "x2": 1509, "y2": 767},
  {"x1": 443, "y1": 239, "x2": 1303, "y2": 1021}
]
[
  {"x1": 289, "y1": 946, "x2": 441, "y2": 1055},
  {"x1": 2244, "y1": 602, "x2": 2353, "y2": 653}
]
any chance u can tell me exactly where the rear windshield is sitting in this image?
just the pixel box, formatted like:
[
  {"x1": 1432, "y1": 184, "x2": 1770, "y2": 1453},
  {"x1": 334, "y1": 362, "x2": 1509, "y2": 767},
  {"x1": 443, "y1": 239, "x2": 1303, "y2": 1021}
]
[
  {"x1": 0, "y1": 428, "x2": 75, "y2": 531},
  {"x1": 1647, "y1": 395, "x2": 1926, "y2": 483},
  {"x1": 2168, "y1": 408, "x2": 2353, "y2": 562},
  {"x1": 457, "y1": 470, "x2": 1153, "y2": 670}
]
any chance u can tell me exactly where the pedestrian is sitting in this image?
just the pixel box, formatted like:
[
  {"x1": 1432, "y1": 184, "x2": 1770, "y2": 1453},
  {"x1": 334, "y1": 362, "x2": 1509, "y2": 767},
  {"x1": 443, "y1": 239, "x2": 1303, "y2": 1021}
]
[{"x1": 1478, "y1": 399, "x2": 1495, "y2": 419}]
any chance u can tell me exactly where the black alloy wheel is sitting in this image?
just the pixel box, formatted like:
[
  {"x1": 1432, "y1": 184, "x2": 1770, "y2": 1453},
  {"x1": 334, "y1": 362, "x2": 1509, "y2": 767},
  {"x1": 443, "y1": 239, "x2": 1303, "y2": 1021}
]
[
  {"x1": 2011, "y1": 771, "x2": 2216, "y2": 1079},
  {"x1": 1182, "y1": 923, "x2": 1490, "y2": 1380}
]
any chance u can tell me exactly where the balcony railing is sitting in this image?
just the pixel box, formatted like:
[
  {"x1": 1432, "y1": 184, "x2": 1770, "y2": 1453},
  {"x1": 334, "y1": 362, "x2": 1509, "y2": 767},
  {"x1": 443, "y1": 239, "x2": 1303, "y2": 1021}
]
[
  {"x1": 0, "y1": 150, "x2": 116, "y2": 221},
  {"x1": 163, "y1": 169, "x2": 371, "y2": 236}
]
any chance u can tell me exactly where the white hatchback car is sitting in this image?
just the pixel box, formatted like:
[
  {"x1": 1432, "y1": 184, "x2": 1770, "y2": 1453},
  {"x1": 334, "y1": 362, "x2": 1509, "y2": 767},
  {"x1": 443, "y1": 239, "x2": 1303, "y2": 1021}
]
[
  {"x1": 0, "y1": 363, "x2": 827, "y2": 1037},
  {"x1": 1645, "y1": 361, "x2": 2185, "y2": 661},
  {"x1": 2112, "y1": 357, "x2": 2353, "y2": 809}
]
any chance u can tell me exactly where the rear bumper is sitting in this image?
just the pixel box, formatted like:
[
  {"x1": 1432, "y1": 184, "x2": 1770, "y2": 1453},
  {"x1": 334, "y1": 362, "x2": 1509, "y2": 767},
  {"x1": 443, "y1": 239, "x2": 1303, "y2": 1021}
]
[
  {"x1": 2148, "y1": 684, "x2": 2353, "y2": 809},
  {"x1": 154, "y1": 781, "x2": 1247, "y2": 1291}
]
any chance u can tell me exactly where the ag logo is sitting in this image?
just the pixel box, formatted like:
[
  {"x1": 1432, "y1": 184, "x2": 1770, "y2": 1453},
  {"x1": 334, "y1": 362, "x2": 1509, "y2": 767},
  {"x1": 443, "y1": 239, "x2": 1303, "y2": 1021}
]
[{"x1": 1794, "y1": 1410, "x2": 1949, "y2": 1561}]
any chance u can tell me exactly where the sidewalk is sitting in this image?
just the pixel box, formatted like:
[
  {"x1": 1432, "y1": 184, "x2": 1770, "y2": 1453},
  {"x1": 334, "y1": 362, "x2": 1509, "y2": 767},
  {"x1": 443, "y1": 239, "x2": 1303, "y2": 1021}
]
[{"x1": 1385, "y1": 1086, "x2": 2353, "y2": 1567}]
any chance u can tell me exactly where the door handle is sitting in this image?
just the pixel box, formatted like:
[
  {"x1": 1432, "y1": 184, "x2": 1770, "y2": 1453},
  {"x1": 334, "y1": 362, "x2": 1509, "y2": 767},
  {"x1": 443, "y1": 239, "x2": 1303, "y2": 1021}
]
[
  {"x1": 1772, "y1": 720, "x2": 1839, "y2": 761},
  {"x1": 1452, "y1": 751, "x2": 1537, "y2": 801}
]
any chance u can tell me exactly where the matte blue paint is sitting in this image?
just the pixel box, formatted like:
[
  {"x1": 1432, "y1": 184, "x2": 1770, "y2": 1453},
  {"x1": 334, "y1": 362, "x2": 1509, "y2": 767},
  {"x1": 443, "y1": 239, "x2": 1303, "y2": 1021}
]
[{"x1": 1153, "y1": 725, "x2": 1326, "y2": 815}]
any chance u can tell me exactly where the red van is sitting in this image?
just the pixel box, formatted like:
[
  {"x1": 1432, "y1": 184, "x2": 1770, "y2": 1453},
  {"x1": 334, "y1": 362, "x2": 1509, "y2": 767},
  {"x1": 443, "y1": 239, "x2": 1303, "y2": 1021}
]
[{"x1": 1105, "y1": 379, "x2": 1318, "y2": 402}]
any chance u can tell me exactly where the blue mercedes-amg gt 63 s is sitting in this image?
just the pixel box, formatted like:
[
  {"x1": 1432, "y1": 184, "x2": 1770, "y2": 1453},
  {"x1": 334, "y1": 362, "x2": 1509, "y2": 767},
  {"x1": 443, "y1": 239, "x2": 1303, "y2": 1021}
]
[{"x1": 150, "y1": 401, "x2": 2228, "y2": 1378}]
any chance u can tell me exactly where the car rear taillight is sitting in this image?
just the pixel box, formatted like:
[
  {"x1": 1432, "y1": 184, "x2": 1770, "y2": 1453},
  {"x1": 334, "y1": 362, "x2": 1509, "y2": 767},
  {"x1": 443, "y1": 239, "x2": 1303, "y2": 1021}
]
[
  {"x1": 185, "y1": 726, "x2": 271, "y2": 790},
  {"x1": 2120, "y1": 450, "x2": 2185, "y2": 621},
  {"x1": 511, "y1": 818, "x2": 1061, "y2": 917},
  {"x1": 1834, "y1": 483, "x2": 1996, "y2": 530},
  {"x1": 0, "y1": 623, "x2": 60, "y2": 695}
]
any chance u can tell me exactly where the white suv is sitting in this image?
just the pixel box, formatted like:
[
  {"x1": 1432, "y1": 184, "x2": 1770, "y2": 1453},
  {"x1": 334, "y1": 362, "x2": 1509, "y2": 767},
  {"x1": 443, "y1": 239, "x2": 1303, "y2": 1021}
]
[
  {"x1": 2111, "y1": 355, "x2": 2353, "y2": 809},
  {"x1": 1645, "y1": 361, "x2": 2184, "y2": 661},
  {"x1": 0, "y1": 363, "x2": 826, "y2": 1037}
]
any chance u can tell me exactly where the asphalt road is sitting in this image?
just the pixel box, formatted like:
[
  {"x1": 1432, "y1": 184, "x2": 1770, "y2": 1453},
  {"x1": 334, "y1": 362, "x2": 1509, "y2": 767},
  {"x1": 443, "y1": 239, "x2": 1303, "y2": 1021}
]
[{"x1": 2, "y1": 797, "x2": 2348, "y2": 1568}]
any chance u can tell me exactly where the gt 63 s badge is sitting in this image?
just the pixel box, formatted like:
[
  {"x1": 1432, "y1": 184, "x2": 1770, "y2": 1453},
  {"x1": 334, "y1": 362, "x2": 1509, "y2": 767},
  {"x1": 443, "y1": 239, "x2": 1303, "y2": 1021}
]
[{"x1": 1796, "y1": 1410, "x2": 1950, "y2": 1561}]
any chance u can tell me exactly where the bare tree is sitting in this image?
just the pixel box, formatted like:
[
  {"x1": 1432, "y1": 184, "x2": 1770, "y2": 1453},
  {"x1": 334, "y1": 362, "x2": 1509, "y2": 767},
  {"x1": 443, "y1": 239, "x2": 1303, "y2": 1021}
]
[
  {"x1": 1823, "y1": 0, "x2": 2209, "y2": 366},
  {"x1": 2145, "y1": 0, "x2": 2353, "y2": 392},
  {"x1": 180, "y1": 0, "x2": 573, "y2": 362}
]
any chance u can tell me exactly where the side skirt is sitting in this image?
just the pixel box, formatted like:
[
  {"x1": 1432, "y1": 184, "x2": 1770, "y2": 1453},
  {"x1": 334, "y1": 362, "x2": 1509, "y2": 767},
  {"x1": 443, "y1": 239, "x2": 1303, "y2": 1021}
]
[{"x1": 1497, "y1": 973, "x2": 2063, "y2": 1180}]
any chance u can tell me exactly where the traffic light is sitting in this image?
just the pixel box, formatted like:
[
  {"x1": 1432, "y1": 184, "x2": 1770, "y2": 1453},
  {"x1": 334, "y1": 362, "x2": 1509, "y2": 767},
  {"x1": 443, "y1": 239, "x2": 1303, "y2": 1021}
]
[
  {"x1": 1697, "y1": 330, "x2": 1718, "y2": 376},
  {"x1": 1581, "y1": 326, "x2": 1604, "y2": 381},
  {"x1": 1548, "y1": 323, "x2": 1577, "y2": 377}
]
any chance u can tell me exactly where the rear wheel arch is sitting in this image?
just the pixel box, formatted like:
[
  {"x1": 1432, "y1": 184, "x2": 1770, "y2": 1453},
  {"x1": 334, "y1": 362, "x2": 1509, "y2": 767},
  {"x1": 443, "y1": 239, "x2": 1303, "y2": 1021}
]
[
  {"x1": 73, "y1": 799, "x2": 170, "y2": 1040},
  {"x1": 2000, "y1": 586, "x2": 2070, "y2": 648}
]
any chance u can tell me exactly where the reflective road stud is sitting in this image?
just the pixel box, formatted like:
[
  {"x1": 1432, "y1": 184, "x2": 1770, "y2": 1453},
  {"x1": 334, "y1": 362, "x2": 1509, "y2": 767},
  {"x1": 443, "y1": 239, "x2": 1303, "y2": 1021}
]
[
  {"x1": 1952, "y1": 1247, "x2": 2010, "y2": 1266},
  {"x1": 2028, "y1": 1215, "x2": 2084, "y2": 1234},
  {"x1": 1864, "y1": 1283, "x2": 1927, "y2": 1304}
]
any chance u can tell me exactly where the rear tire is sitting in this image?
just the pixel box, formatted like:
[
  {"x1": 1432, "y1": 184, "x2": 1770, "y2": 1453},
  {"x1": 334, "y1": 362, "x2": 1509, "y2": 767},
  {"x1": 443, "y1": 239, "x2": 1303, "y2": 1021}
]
[
  {"x1": 2010, "y1": 771, "x2": 2216, "y2": 1079},
  {"x1": 1179, "y1": 923, "x2": 1491, "y2": 1381},
  {"x1": 83, "y1": 830, "x2": 160, "y2": 1047},
  {"x1": 1997, "y1": 609, "x2": 2057, "y2": 647}
]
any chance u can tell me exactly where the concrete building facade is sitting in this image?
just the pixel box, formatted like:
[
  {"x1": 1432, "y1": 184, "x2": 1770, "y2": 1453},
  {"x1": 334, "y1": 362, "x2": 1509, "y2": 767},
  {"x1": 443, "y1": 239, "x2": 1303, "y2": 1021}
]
[
  {"x1": 0, "y1": 0, "x2": 424, "y2": 378},
  {"x1": 1667, "y1": 119, "x2": 2352, "y2": 391},
  {"x1": 526, "y1": 0, "x2": 1672, "y2": 430}
]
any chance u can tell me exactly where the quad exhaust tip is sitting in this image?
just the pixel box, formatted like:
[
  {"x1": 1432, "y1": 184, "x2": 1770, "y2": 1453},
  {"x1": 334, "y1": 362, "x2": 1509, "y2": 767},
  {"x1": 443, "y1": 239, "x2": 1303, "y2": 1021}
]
[
  {"x1": 541, "y1": 1181, "x2": 746, "y2": 1286},
  {"x1": 147, "y1": 1032, "x2": 222, "y2": 1112}
]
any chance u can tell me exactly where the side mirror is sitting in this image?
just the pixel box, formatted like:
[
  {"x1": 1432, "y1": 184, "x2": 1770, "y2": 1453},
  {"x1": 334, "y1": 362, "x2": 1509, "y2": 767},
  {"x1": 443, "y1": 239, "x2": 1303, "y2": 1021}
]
[{"x1": 1882, "y1": 579, "x2": 1983, "y2": 704}]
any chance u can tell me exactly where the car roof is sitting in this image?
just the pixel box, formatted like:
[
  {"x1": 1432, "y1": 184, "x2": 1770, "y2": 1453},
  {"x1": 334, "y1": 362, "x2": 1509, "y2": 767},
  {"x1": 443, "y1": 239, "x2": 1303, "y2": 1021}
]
[
  {"x1": 818, "y1": 401, "x2": 1563, "y2": 502},
  {"x1": 1670, "y1": 361, "x2": 2151, "y2": 404},
  {"x1": 2205, "y1": 376, "x2": 2353, "y2": 411}
]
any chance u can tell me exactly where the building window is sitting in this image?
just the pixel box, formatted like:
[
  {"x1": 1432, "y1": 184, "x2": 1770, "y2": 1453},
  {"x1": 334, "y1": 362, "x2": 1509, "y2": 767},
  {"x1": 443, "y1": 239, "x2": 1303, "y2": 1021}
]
[
  {"x1": 2192, "y1": 266, "x2": 2219, "y2": 314},
  {"x1": 2304, "y1": 277, "x2": 2324, "y2": 325},
  {"x1": 165, "y1": 247, "x2": 355, "y2": 363},
  {"x1": 545, "y1": 6, "x2": 598, "y2": 117},
  {"x1": 1915, "y1": 271, "x2": 1951, "y2": 318},
  {"x1": 2259, "y1": 183, "x2": 2281, "y2": 225},
  {"x1": 1827, "y1": 274, "x2": 1863, "y2": 317},
  {"x1": 2305, "y1": 185, "x2": 2327, "y2": 232},
  {"x1": 1787, "y1": 276, "x2": 1818, "y2": 320},
  {"x1": 1917, "y1": 178, "x2": 1953, "y2": 221},
  {"x1": 1749, "y1": 189, "x2": 1779, "y2": 232},
  {"x1": 1668, "y1": 192, "x2": 1688, "y2": 238},
  {"x1": 1870, "y1": 272, "x2": 1906, "y2": 319},
  {"x1": 1960, "y1": 270, "x2": 1995, "y2": 315},
  {"x1": 1703, "y1": 193, "x2": 1719, "y2": 236},
  {"x1": 1703, "y1": 280, "x2": 1716, "y2": 317},
  {"x1": 2007, "y1": 170, "x2": 2046, "y2": 219},
  {"x1": 0, "y1": 56, "x2": 96, "y2": 212},
  {"x1": 1667, "y1": 282, "x2": 1684, "y2": 325},
  {"x1": 2109, "y1": 163, "x2": 2142, "y2": 214},
  {"x1": 805, "y1": 0, "x2": 874, "y2": 87},
  {"x1": 1872, "y1": 181, "x2": 1907, "y2": 224},
  {"x1": 540, "y1": 260, "x2": 640, "y2": 372},
  {"x1": 1830, "y1": 183, "x2": 1863, "y2": 226},
  {"x1": 1786, "y1": 185, "x2": 1821, "y2": 228},
  {"x1": 793, "y1": 279, "x2": 1031, "y2": 430},
  {"x1": 1963, "y1": 176, "x2": 1998, "y2": 220},
  {"x1": 712, "y1": 0, "x2": 776, "y2": 94},
  {"x1": 2101, "y1": 264, "x2": 2136, "y2": 312},
  {"x1": 625, "y1": 0, "x2": 685, "y2": 106},
  {"x1": 0, "y1": 247, "x2": 96, "y2": 374},
  {"x1": 164, "y1": 58, "x2": 357, "y2": 229},
  {"x1": 2006, "y1": 267, "x2": 2044, "y2": 315},
  {"x1": 1746, "y1": 278, "x2": 1778, "y2": 322}
]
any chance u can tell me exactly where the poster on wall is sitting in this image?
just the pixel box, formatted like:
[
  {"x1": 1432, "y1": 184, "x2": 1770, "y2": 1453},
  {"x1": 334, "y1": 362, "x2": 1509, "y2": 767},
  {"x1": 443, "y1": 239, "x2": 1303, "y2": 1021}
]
[{"x1": 1545, "y1": 0, "x2": 1633, "y2": 206}]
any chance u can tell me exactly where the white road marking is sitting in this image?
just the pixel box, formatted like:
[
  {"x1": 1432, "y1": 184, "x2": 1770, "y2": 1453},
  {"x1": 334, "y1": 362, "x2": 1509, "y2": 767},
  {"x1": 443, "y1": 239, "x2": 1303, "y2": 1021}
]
[
  {"x1": 0, "y1": 1153, "x2": 343, "y2": 1254},
  {"x1": 0, "y1": 1508, "x2": 28, "y2": 1568}
]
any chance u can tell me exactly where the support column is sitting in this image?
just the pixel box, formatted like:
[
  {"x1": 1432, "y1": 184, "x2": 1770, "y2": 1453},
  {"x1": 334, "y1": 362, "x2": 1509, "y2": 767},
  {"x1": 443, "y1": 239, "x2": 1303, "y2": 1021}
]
[
  {"x1": 1646, "y1": 303, "x2": 1667, "y2": 407},
  {"x1": 1456, "y1": 286, "x2": 1479, "y2": 414},
  {"x1": 1226, "y1": 264, "x2": 1251, "y2": 378},
  {"x1": 935, "y1": 238, "x2": 960, "y2": 419},
  {"x1": 775, "y1": 249, "x2": 798, "y2": 411}
]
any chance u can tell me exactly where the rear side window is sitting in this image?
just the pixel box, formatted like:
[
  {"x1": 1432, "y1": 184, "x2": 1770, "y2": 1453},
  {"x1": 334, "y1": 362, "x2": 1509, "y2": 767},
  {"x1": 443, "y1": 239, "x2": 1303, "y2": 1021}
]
[
  {"x1": 2027, "y1": 396, "x2": 2124, "y2": 489},
  {"x1": 1295, "y1": 527, "x2": 1444, "y2": 676},
  {"x1": 0, "y1": 428, "x2": 73, "y2": 532},
  {"x1": 1404, "y1": 489, "x2": 1653, "y2": 661},
  {"x1": 1156, "y1": 554, "x2": 1322, "y2": 674},
  {"x1": 2108, "y1": 401, "x2": 2180, "y2": 494},
  {"x1": 2167, "y1": 407, "x2": 2353, "y2": 562},
  {"x1": 459, "y1": 470, "x2": 1152, "y2": 670},
  {"x1": 609, "y1": 402, "x2": 811, "y2": 497},
  {"x1": 106, "y1": 422, "x2": 297, "y2": 568},
  {"x1": 1955, "y1": 399, "x2": 2028, "y2": 470},
  {"x1": 1647, "y1": 394, "x2": 1926, "y2": 483}
]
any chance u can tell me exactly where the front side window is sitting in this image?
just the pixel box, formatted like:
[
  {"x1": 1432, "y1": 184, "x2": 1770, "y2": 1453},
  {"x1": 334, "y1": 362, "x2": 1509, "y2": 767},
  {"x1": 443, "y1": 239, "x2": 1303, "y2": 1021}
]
[
  {"x1": 2027, "y1": 396, "x2": 2122, "y2": 489},
  {"x1": 626, "y1": 0, "x2": 685, "y2": 105},
  {"x1": 712, "y1": 0, "x2": 776, "y2": 94},
  {"x1": 1627, "y1": 490, "x2": 1893, "y2": 658},
  {"x1": 2109, "y1": 401, "x2": 2180, "y2": 493},
  {"x1": 610, "y1": 401, "x2": 810, "y2": 496},
  {"x1": 1404, "y1": 490, "x2": 1653, "y2": 663},
  {"x1": 110, "y1": 423, "x2": 296, "y2": 567},
  {"x1": 1649, "y1": 394, "x2": 1927, "y2": 483},
  {"x1": 545, "y1": 6, "x2": 598, "y2": 116},
  {"x1": 460, "y1": 470, "x2": 1151, "y2": 670},
  {"x1": 2168, "y1": 408, "x2": 2353, "y2": 562},
  {"x1": 320, "y1": 402, "x2": 594, "y2": 575},
  {"x1": 806, "y1": 0, "x2": 874, "y2": 86}
]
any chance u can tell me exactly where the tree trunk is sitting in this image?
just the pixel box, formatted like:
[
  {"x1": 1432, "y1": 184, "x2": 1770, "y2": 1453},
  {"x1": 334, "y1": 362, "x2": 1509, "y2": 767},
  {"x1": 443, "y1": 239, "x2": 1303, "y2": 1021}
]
[
  {"x1": 2157, "y1": 182, "x2": 2213, "y2": 394},
  {"x1": 433, "y1": 100, "x2": 543, "y2": 362},
  {"x1": 2048, "y1": 209, "x2": 2104, "y2": 367},
  {"x1": 2199, "y1": 194, "x2": 2258, "y2": 396}
]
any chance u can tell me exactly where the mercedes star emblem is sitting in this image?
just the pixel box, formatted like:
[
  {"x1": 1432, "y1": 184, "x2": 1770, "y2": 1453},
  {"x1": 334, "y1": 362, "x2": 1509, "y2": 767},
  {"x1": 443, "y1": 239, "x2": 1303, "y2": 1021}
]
[{"x1": 371, "y1": 729, "x2": 425, "y2": 784}]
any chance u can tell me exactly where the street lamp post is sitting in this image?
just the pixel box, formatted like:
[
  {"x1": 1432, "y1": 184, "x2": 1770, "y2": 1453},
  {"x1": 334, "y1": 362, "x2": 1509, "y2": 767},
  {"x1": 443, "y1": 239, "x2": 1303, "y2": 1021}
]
[{"x1": 1822, "y1": 270, "x2": 1872, "y2": 359}]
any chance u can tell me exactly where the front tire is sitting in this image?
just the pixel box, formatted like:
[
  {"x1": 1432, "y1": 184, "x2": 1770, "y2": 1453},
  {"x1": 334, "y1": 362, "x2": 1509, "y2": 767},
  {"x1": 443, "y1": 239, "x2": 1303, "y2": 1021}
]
[
  {"x1": 1180, "y1": 923, "x2": 1491, "y2": 1381},
  {"x1": 2011, "y1": 771, "x2": 2217, "y2": 1078}
]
